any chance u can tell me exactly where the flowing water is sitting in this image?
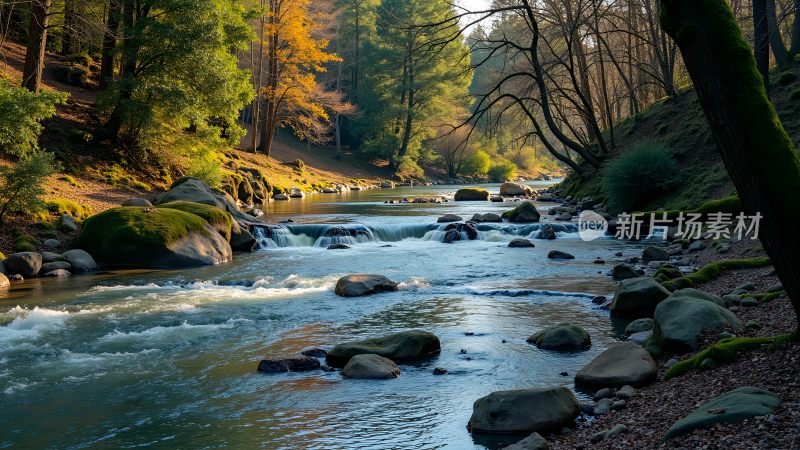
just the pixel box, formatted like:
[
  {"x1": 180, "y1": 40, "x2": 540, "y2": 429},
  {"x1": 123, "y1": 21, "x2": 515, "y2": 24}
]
[{"x1": 0, "y1": 183, "x2": 650, "y2": 449}]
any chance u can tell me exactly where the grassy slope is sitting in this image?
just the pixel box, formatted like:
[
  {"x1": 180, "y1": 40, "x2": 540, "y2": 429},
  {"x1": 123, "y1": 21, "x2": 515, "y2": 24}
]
[{"x1": 561, "y1": 60, "x2": 800, "y2": 211}]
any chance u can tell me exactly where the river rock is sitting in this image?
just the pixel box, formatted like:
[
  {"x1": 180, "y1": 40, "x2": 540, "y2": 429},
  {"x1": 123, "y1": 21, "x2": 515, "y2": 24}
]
[
  {"x1": 327, "y1": 244, "x2": 351, "y2": 250},
  {"x1": 75, "y1": 207, "x2": 232, "y2": 268},
  {"x1": 664, "y1": 387, "x2": 781, "y2": 441},
  {"x1": 642, "y1": 246, "x2": 669, "y2": 261},
  {"x1": 555, "y1": 212, "x2": 572, "y2": 221},
  {"x1": 625, "y1": 318, "x2": 654, "y2": 334},
  {"x1": 593, "y1": 398, "x2": 612, "y2": 415},
  {"x1": 527, "y1": 323, "x2": 591, "y2": 349},
  {"x1": 341, "y1": 354, "x2": 401, "y2": 379},
  {"x1": 334, "y1": 274, "x2": 399, "y2": 297},
  {"x1": 326, "y1": 330, "x2": 441, "y2": 368},
  {"x1": 61, "y1": 249, "x2": 98, "y2": 272},
  {"x1": 503, "y1": 432, "x2": 549, "y2": 450},
  {"x1": 502, "y1": 201, "x2": 541, "y2": 223},
  {"x1": 40, "y1": 261, "x2": 71, "y2": 273},
  {"x1": 535, "y1": 225, "x2": 557, "y2": 240},
  {"x1": 471, "y1": 213, "x2": 502, "y2": 223},
  {"x1": 273, "y1": 193, "x2": 290, "y2": 200},
  {"x1": 122, "y1": 198, "x2": 153, "y2": 207},
  {"x1": 3, "y1": 252, "x2": 42, "y2": 277},
  {"x1": 41, "y1": 252, "x2": 65, "y2": 263},
  {"x1": 257, "y1": 355, "x2": 321, "y2": 373},
  {"x1": 59, "y1": 214, "x2": 78, "y2": 232},
  {"x1": 611, "y1": 264, "x2": 640, "y2": 281},
  {"x1": 616, "y1": 385, "x2": 637, "y2": 399},
  {"x1": 229, "y1": 225, "x2": 257, "y2": 252},
  {"x1": 154, "y1": 177, "x2": 254, "y2": 222},
  {"x1": 454, "y1": 188, "x2": 490, "y2": 201},
  {"x1": 509, "y1": 238, "x2": 535, "y2": 248},
  {"x1": 627, "y1": 330, "x2": 652, "y2": 345},
  {"x1": 688, "y1": 240, "x2": 707, "y2": 252},
  {"x1": 547, "y1": 250, "x2": 574, "y2": 260},
  {"x1": 469, "y1": 387, "x2": 580, "y2": 434},
  {"x1": 590, "y1": 424, "x2": 629, "y2": 443},
  {"x1": 610, "y1": 277, "x2": 671, "y2": 318},
  {"x1": 654, "y1": 295, "x2": 743, "y2": 353},
  {"x1": 42, "y1": 269, "x2": 71, "y2": 278},
  {"x1": 42, "y1": 239, "x2": 61, "y2": 249},
  {"x1": 0, "y1": 273, "x2": 9, "y2": 290},
  {"x1": 499, "y1": 182, "x2": 532, "y2": 197},
  {"x1": 437, "y1": 214, "x2": 463, "y2": 223},
  {"x1": 574, "y1": 342, "x2": 657, "y2": 390}
]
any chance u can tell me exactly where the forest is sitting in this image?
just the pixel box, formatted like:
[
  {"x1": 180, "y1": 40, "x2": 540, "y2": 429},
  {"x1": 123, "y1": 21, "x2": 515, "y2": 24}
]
[{"x1": 2, "y1": 0, "x2": 800, "y2": 449}]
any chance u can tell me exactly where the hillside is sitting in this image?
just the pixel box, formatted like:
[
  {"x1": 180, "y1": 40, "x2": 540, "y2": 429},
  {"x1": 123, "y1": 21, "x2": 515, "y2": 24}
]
[{"x1": 560, "y1": 59, "x2": 800, "y2": 211}]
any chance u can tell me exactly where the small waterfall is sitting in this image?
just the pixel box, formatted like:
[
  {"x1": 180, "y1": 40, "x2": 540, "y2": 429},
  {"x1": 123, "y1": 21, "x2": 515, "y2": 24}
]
[{"x1": 251, "y1": 222, "x2": 580, "y2": 249}]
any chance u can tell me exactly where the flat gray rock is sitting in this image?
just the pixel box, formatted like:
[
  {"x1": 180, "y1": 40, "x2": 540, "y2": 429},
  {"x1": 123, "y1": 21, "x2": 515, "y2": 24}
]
[
  {"x1": 575, "y1": 342, "x2": 657, "y2": 390},
  {"x1": 341, "y1": 354, "x2": 400, "y2": 379},
  {"x1": 469, "y1": 387, "x2": 580, "y2": 434}
]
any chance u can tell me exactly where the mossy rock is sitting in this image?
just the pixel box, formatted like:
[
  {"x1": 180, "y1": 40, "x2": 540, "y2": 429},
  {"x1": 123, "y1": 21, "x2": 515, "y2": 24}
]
[
  {"x1": 501, "y1": 201, "x2": 541, "y2": 222},
  {"x1": 76, "y1": 207, "x2": 232, "y2": 268},
  {"x1": 45, "y1": 199, "x2": 92, "y2": 220},
  {"x1": 454, "y1": 188, "x2": 490, "y2": 201},
  {"x1": 157, "y1": 201, "x2": 233, "y2": 241},
  {"x1": 527, "y1": 323, "x2": 591, "y2": 349}
]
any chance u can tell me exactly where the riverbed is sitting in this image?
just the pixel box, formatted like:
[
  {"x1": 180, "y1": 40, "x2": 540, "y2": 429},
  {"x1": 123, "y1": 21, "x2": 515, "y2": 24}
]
[{"x1": 0, "y1": 184, "x2": 649, "y2": 449}]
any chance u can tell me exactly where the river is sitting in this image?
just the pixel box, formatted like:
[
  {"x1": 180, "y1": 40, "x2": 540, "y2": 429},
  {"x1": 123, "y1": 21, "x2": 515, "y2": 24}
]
[{"x1": 0, "y1": 183, "x2": 648, "y2": 449}]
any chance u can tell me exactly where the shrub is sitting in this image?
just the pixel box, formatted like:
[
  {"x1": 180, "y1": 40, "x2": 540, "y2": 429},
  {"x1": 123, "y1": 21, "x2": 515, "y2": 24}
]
[
  {"x1": 102, "y1": 165, "x2": 152, "y2": 191},
  {"x1": 187, "y1": 152, "x2": 224, "y2": 189},
  {"x1": 0, "y1": 79, "x2": 68, "y2": 156},
  {"x1": 461, "y1": 150, "x2": 491, "y2": 177},
  {"x1": 0, "y1": 151, "x2": 60, "y2": 223},
  {"x1": 602, "y1": 141, "x2": 681, "y2": 212},
  {"x1": 395, "y1": 155, "x2": 424, "y2": 181},
  {"x1": 59, "y1": 175, "x2": 81, "y2": 187},
  {"x1": 45, "y1": 199, "x2": 93, "y2": 220},
  {"x1": 14, "y1": 233, "x2": 39, "y2": 252},
  {"x1": 777, "y1": 71, "x2": 798, "y2": 86},
  {"x1": 488, "y1": 160, "x2": 518, "y2": 182}
]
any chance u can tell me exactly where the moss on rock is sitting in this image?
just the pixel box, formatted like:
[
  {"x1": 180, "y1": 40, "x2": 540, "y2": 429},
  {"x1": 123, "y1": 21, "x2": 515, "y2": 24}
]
[{"x1": 157, "y1": 201, "x2": 233, "y2": 241}]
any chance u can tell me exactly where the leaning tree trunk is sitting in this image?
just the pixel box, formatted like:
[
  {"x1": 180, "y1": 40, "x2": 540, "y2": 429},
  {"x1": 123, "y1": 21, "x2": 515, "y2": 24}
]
[
  {"x1": 661, "y1": 0, "x2": 800, "y2": 330},
  {"x1": 100, "y1": 0, "x2": 121, "y2": 88},
  {"x1": 22, "y1": 0, "x2": 51, "y2": 92},
  {"x1": 752, "y1": 0, "x2": 770, "y2": 93},
  {"x1": 766, "y1": 0, "x2": 789, "y2": 67}
]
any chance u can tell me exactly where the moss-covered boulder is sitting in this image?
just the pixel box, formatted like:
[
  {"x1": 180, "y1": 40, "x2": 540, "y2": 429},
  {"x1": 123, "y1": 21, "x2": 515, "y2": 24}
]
[
  {"x1": 154, "y1": 177, "x2": 255, "y2": 222},
  {"x1": 664, "y1": 387, "x2": 781, "y2": 441},
  {"x1": 454, "y1": 188, "x2": 490, "y2": 201},
  {"x1": 527, "y1": 323, "x2": 591, "y2": 349},
  {"x1": 469, "y1": 387, "x2": 581, "y2": 434},
  {"x1": 654, "y1": 295, "x2": 743, "y2": 353},
  {"x1": 610, "y1": 277, "x2": 672, "y2": 318},
  {"x1": 76, "y1": 207, "x2": 232, "y2": 268},
  {"x1": 326, "y1": 330, "x2": 441, "y2": 368},
  {"x1": 502, "y1": 201, "x2": 541, "y2": 223},
  {"x1": 157, "y1": 201, "x2": 233, "y2": 241}
]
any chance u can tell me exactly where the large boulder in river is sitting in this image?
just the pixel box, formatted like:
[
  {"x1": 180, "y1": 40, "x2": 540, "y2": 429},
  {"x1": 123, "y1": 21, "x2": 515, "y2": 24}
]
[
  {"x1": 654, "y1": 295, "x2": 743, "y2": 353},
  {"x1": 437, "y1": 214, "x2": 463, "y2": 223},
  {"x1": 469, "y1": 387, "x2": 581, "y2": 434},
  {"x1": 500, "y1": 182, "x2": 532, "y2": 196},
  {"x1": 76, "y1": 207, "x2": 232, "y2": 268},
  {"x1": 334, "y1": 274, "x2": 399, "y2": 297},
  {"x1": 509, "y1": 238, "x2": 535, "y2": 248},
  {"x1": 527, "y1": 323, "x2": 590, "y2": 349},
  {"x1": 454, "y1": 188, "x2": 490, "y2": 201},
  {"x1": 157, "y1": 200, "x2": 233, "y2": 241},
  {"x1": 154, "y1": 177, "x2": 255, "y2": 222},
  {"x1": 610, "y1": 277, "x2": 671, "y2": 318},
  {"x1": 326, "y1": 330, "x2": 441, "y2": 368},
  {"x1": 664, "y1": 387, "x2": 781, "y2": 441},
  {"x1": 3, "y1": 252, "x2": 42, "y2": 277},
  {"x1": 574, "y1": 342, "x2": 657, "y2": 390},
  {"x1": 341, "y1": 354, "x2": 401, "y2": 379},
  {"x1": 61, "y1": 249, "x2": 98, "y2": 272},
  {"x1": 502, "y1": 201, "x2": 541, "y2": 223}
]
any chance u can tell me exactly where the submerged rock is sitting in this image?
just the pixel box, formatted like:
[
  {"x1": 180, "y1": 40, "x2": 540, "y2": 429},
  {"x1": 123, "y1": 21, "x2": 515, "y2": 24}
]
[
  {"x1": 527, "y1": 323, "x2": 590, "y2": 349},
  {"x1": 509, "y1": 238, "x2": 536, "y2": 248},
  {"x1": 502, "y1": 201, "x2": 541, "y2": 223},
  {"x1": 437, "y1": 214, "x2": 463, "y2": 223},
  {"x1": 574, "y1": 342, "x2": 657, "y2": 390},
  {"x1": 257, "y1": 355, "x2": 321, "y2": 373},
  {"x1": 664, "y1": 387, "x2": 781, "y2": 441},
  {"x1": 334, "y1": 274, "x2": 399, "y2": 297},
  {"x1": 469, "y1": 387, "x2": 580, "y2": 434},
  {"x1": 454, "y1": 188, "x2": 490, "y2": 201},
  {"x1": 547, "y1": 250, "x2": 574, "y2": 260},
  {"x1": 300, "y1": 348, "x2": 328, "y2": 358},
  {"x1": 326, "y1": 330, "x2": 441, "y2": 368},
  {"x1": 327, "y1": 244, "x2": 351, "y2": 250},
  {"x1": 341, "y1": 354, "x2": 401, "y2": 379},
  {"x1": 534, "y1": 225, "x2": 557, "y2": 240}
]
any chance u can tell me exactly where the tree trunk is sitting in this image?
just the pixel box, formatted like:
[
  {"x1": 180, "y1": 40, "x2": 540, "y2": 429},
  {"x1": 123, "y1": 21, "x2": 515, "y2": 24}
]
[
  {"x1": 766, "y1": 0, "x2": 789, "y2": 67},
  {"x1": 397, "y1": 63, "x2": 414, "y2": 165},
  {"x1": 22, "y1": 0, "x2": 51, "y2": 92},
  {"x1": 62, "y1": 0, "x2": 74, "y2": 54},
  {"x1": 100, "y1": 0, "x2": 121, "y2": 88},
  {"x1": 753, "y1": 0, "x2": 770, "y2": 94},
  {"x1": 256, "y1": 0, "x2": 279, "y2": 156},
  {"x1": 791, "y1": 0, "x2": 800, "y2": 55},
  {"x1": 661, "y1": 0, "x2": 800, "y2": 329}
]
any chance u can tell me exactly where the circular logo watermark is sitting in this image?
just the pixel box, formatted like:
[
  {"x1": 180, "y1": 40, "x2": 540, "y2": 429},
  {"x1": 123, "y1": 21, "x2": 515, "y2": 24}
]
[{"x1": 578, "y1": 211, "x2": 608, "y2": 241}]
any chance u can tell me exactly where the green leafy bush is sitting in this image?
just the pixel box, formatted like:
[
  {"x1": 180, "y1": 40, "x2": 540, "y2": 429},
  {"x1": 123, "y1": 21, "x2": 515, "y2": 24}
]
[
  {"x1": 0, "y1": 151, "x2": 60, "y2": 222},
  {"x1": 461, "y1": 150, "x2": 491, "y2": 177},
  {"x1": 14, "y1": 233, "x2": 39, "y2": 252},
  {"x1": 602, "y1": 142, "x2": 681, "y2": 212},
  {"x1": 187, "y1": 152, "x2": 224, "y2": 189},
  {"x1": 0, "y1": 79, "x2": 68, "y2": 156},
  {"x1": 488, "y1": 160, "x2": 518, "y2": 182}
]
